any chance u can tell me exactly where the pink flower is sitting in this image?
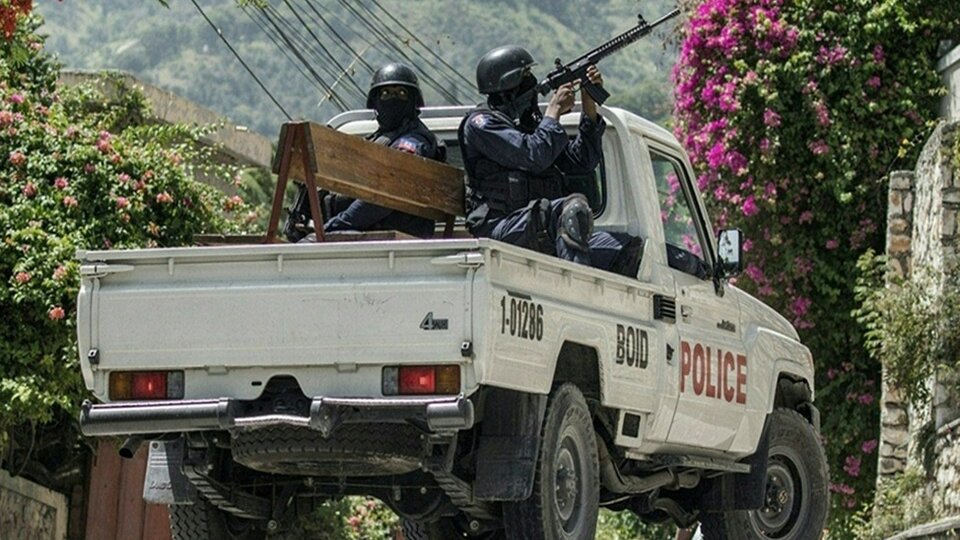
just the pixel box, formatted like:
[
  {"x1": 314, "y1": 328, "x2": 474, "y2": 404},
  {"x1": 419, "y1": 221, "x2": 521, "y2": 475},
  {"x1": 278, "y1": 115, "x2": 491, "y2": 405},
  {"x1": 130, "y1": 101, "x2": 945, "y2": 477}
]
[
  {"x1": 843, "y1": 455, "x2": 861, "y2": 477},
  {"x1": 117, "y1": 173, "x2": 131, "y2": 184},
  {"x1": 862, "y1": 439, "x2": 878, "y2": 454},
  {"x1": 9, "y1": 150, "x2": 25, "y2": 166},
  {"x1": 8, "y1": 93, "x2": 24, "y2": 104},
  {"x1": 814, "y1": 102, "x2": 831, "y2": 127},
  {"x1": 830, "y1": 482, "x2": 855, "y2": 495},
  {"x1": 867, "y1": 76, "x2": 881, "y2": 89},
  {"x1": 156, "y1": 192, "x2": 174, "y2": 204},
  {"x1": 224, "y1": 195, "x2": 244, "y2": 211},
  {"x1": 48, "y1": 306, "x2": 66, "y2": 321},
  {"x1": 827, "y1": 368, "x2": 838, "y2": 380},
  {"x1": 15, "y1": 271, "x2": 31, "y2": 284},
  {"x1": 873, "y1": 44, "x2": 885, "y2": 65},
  {"x1": 742, "y1": 239, "x2": 753, "y2": 252},
  {"x1": 54, "y1": 177, "x2": 68, "y2": 190},
  {"x1": 791, "y1": 296, "x2": 812, "y2": 317},
  {"x1": 84, "y1": 163, "x2": 96, "y2": 174},
  {"x1": 808, "y1": 139, "x2": 830, "y2": 156},
  {"x1": 95, "y1": 139, "x2": 112, "y2": 154},
  {"x1": 22, "y1": 182, "x2": 37, "y2": 198},
  {"x1": 799, "y1": 211, "x2": 813, "y2": 224},
  {"x1": 0, "y1": 110, "x2": 14, "y2": 126},
  {"x1": 741, "y1": 195, "x2": 759, "y2": 217},
  {"x1": 858, "y1": 393, "x2": 874, "y2": 405},
  {"x1": 763, "y1": 108, "x2": 781, "y2": 128},
  {"x1": 825, "y1": 239, "x2": 839, "y2": 250},
  {"x1": 707, "y1": 142, "x2": 727, "y2": 169},
  {"x1": 53, "y1": 266, "x2": 67, "y2": 281},
  {"x1": 116, "y1": 197, "x2": 129, "y2": 209},
  {"x1": 63, "y1": 196, "x2": 78, "y2": 208}
]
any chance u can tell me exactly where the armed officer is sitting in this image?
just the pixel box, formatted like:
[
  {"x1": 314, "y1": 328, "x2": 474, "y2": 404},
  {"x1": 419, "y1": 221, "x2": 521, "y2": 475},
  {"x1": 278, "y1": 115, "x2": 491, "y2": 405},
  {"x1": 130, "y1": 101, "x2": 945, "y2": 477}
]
[
  {"x1": 459, "y1": 46, "x2": 642, "y2": 276},
  {"x1": 285, "y1": 63, "x2": 444, "y2": 242}
]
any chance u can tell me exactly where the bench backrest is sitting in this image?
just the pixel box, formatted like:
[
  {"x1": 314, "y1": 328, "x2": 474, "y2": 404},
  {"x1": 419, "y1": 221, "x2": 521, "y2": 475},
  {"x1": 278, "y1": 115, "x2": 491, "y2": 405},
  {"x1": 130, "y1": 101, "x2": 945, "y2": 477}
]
[{"x1": 265, "y1": 121, "x2": 465, "y2": 242}]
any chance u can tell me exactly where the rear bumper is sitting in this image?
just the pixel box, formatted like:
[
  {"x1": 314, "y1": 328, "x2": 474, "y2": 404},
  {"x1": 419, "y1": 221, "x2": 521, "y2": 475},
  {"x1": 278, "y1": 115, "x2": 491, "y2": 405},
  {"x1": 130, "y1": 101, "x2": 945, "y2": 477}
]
[{"x1": 79, "y1": 394, "x2": 474, "y2": 437}]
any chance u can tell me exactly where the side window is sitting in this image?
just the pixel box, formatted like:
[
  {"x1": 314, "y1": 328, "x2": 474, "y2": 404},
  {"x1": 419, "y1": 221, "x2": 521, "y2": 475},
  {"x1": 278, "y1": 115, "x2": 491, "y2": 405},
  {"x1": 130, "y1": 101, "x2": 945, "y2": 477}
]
[{"x1": 651, "y1": 152, "x2": 709, "y2": 279}]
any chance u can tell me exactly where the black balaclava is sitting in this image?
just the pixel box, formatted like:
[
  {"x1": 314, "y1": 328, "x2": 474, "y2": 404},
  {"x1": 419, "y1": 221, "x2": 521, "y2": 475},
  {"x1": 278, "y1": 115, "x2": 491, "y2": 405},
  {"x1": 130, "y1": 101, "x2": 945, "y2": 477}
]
[
  {"x1": 375, "y1": 95, "x2": 417, "y2": 132},
  {"x1": 515, "y1": 73, "x2": 542, "y2": 133}
]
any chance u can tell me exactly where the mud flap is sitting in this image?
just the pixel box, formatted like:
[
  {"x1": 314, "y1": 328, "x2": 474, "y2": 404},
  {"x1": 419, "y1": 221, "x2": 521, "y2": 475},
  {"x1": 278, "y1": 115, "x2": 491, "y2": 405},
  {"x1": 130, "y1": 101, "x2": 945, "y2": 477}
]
[
  {"x1": 143, "y1": 437, "x2": 197, "y2": 505},
  {"x1": 474, "y1": 388, "x2": 547, "y2": 501},
  {"x1": 693, "y1": 417, "x2": 770, "y2": 512}
]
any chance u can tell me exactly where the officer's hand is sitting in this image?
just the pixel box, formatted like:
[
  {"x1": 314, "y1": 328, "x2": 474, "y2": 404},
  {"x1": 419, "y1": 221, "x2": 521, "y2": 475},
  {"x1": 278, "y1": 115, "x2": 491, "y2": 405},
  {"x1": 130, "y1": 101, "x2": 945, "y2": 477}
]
[
  {"x1": 581, "y1": 65, "x2": 603, "y2": 122},
  {"x1": 584, "y1": 65, "x2": 603, "y2": 88},
  {"x1": 546, "y1": 83, "x2": 575, "y2": 120}
]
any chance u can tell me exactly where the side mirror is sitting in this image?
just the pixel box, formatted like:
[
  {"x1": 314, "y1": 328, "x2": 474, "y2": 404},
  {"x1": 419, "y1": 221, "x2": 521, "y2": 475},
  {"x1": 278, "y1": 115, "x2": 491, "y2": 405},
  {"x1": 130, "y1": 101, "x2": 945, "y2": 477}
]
[{"x1": 717, "y1": 229, "x2": 744, "y2": 278}]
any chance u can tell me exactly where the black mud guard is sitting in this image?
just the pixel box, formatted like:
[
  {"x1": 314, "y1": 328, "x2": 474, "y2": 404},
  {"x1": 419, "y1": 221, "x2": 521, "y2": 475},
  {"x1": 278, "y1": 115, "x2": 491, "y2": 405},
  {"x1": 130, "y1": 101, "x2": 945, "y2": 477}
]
[
  {"x1": 474, "y1": 387, "x2": 548, "y2": 501},
  {"x1": 692, "y1": 415, "x2": 771, "y2": 512}
]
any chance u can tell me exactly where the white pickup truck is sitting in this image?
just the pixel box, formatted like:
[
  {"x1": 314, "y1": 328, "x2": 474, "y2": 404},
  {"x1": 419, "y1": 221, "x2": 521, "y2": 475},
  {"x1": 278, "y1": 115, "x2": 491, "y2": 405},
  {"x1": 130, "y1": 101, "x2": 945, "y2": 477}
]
[{"x1": 76, "y1": 105, "x2": 828, "y2": 540}]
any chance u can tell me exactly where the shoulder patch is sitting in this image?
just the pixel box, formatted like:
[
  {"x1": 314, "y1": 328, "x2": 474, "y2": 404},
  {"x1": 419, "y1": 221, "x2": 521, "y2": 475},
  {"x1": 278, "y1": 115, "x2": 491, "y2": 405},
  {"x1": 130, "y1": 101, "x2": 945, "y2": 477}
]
[
  {"x1": 471, "y1": 114, "x2": 490, "y2": 129},
  {"x1": 393, "y1": 137, "x2": 422, "y2": 154}
]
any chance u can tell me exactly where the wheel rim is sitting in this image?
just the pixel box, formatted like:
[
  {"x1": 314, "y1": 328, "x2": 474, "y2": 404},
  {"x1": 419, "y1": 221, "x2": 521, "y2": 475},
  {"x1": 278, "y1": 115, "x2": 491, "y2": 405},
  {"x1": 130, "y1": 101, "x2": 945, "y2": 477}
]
[
  {"x1": 553, "y1": 428, "x2": 584, "y2": 534},
  {"x1": 749, "y1": 446, "x2": 808, "y2": 538}
]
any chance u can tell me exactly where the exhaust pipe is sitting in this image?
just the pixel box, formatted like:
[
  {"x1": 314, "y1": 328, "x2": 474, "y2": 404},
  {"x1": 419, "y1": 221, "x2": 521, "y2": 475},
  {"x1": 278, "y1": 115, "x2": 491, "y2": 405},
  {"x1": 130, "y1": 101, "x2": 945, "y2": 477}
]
[{"x1": 118, "y1": 436, "x2": 144, "y2": 459}]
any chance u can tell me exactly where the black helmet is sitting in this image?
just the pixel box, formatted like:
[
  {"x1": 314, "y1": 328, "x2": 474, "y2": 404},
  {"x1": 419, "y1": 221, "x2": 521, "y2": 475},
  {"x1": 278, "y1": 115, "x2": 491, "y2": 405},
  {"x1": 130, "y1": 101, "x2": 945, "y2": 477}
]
[
  {"x1": 366, "y1": 63, "x2": 424, "y2": 108},
  {"x1": 476, "y1": 45, "x2": 537, "y2": 95}
]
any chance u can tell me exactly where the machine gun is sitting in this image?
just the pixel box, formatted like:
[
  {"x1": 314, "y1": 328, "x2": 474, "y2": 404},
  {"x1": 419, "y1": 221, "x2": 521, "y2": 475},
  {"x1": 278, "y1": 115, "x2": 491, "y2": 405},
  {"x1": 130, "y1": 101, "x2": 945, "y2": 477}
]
[{"x1": 532, "y1": 8, "x2": 681, "y2": 106}]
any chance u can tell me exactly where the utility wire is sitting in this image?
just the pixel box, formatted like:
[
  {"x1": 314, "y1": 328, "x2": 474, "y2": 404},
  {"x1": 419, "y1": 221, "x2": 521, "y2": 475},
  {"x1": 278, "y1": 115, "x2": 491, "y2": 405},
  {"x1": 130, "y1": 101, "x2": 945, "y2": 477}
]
[
  {"x1": 190, "y1": 0, "x2": 292, "y2": 120},
  {"x1": 298, "y1": 0, "x2": 376, "y2": 74},
  {"x1": 262, "y1": 4, "x2": 357, "y2": 92},
  {"x1": 241, "y1": 4, "x2": 327, "y2": 97},
  {"x1": 254, "y1": 4, "x2": 350, "y2": 110},
  {"x1": 366, "y1": 0, "x2": 476, "y2": 95},
  {"x1": 334, "y1": 0, "x2": 463, "y2": 104},
  {"x1": 280, "y1": 0, "x2": 367, "y2": 98}
]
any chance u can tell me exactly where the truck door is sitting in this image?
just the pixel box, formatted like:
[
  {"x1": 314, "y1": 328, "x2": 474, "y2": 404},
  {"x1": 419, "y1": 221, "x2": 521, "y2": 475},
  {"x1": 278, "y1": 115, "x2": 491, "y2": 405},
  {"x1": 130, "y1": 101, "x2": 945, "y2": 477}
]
[{"x1": 648, "y1": 148, "x2": 746, "y2": 452}]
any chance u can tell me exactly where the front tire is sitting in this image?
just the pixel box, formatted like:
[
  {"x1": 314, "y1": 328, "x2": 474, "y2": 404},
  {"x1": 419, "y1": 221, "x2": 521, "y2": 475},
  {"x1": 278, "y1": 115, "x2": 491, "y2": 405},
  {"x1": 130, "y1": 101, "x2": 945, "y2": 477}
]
[
  {"x1": 700, "y1": 408, "x2": 829, "y2": 540},
  {"x1": 503, "y1": 383, "x2": 599, "y2": 540}
]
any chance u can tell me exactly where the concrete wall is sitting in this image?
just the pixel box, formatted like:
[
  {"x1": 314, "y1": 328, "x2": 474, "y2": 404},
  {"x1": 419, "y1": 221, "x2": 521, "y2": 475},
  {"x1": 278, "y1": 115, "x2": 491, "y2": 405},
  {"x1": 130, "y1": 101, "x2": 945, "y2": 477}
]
[
  {"x1": 0, "y1": 469, "x2": 68, "y2": 540},
  {"x1": 58, "y1": 70, "x2": 273, "y2": 171}
]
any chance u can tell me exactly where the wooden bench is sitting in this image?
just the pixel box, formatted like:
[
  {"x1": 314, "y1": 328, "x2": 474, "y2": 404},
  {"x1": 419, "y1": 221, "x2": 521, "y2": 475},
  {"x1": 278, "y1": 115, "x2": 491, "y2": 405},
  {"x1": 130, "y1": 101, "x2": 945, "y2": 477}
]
[{"x1": 263, "y1": 121, "x2": 465, "y2": 243}]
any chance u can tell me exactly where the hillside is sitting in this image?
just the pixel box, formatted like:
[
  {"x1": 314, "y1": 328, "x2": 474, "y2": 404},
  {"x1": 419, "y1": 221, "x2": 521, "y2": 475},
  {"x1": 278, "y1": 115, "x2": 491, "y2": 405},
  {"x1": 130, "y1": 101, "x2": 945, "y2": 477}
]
[{"x1": 35, "y1": 0, "x2": 678, "y2": 137}]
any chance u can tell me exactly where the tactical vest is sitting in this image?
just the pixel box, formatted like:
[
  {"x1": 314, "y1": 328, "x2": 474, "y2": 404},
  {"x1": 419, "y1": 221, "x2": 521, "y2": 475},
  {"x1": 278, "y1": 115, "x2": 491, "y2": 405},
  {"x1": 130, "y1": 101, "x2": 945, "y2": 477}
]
[{"x1": 458, "y1": 107, "x2": 563, "y2": 220}]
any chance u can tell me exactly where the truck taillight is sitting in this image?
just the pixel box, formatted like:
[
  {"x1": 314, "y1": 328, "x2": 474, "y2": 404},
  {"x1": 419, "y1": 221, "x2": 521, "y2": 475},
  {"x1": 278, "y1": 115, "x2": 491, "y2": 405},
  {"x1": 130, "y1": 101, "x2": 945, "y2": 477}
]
[
  {"x1": 382, "y1": 365, "x2": 460, "y2": 395},
  {"x1": 109, "y1": 371, "x2": 184, "y2": 400}
]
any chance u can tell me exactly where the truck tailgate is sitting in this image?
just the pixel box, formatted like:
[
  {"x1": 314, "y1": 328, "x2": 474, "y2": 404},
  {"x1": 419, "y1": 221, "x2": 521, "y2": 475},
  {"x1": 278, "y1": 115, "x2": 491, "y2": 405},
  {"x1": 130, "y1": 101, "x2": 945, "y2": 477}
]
[{"x1": 77, "y1": 240, "x2": 481, "y2": 401}]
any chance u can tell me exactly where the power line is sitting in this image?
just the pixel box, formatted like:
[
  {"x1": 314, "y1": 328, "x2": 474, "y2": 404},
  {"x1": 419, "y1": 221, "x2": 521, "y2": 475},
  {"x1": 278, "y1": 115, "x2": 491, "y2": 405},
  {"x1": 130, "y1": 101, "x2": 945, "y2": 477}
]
[
  {"x1": 262, "y1": 3, "x2": 362, "y2": 99},
  {"x1": 190, "y1": 0, "x2": 292, "y2": 120},
  {"x1": 240, "y1": 4, "x2": 327, "y2": 97},
  {"x1": 280, "y1": 0, "x2": 367, "y2": 99},
  {"x1": 366, "y1": 0, "x2": 476, "y2": 94},
  {"x1": 254, "y1": 4, "x2": 351, "y2": 110},
  {"x1": 333, "y1": 0, "x2": 463, "y2": 104},
  {"x1": 298, "y1": 0, "x2": 376, "y2": 74}
]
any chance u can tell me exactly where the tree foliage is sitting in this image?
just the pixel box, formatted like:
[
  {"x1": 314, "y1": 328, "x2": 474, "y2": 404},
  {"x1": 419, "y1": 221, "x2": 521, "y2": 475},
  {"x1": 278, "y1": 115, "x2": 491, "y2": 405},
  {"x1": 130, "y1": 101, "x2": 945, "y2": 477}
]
[
  {"x1": 0, "y1": 12, "x2": 256, "y2": 457},
  {"x1": 673, "y1": 0, "x2": 955, "y2": 534}
]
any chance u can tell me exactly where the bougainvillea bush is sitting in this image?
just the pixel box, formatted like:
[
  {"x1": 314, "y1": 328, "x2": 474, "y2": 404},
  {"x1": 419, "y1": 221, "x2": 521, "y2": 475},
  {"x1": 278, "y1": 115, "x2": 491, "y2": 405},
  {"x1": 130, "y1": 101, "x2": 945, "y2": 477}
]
[
  {"x1": 0, "y1": 11, "x2": 256, "y2": 451},
  {"x1": 674, "y1": 0, "x2": 954, "y2": 533}
]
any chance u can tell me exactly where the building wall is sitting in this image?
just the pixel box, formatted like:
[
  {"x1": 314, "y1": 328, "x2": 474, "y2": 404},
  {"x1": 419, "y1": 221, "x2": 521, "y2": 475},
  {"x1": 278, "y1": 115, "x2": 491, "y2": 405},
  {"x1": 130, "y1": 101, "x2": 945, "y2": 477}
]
[{"x1": 0, "y1": 468, "x2": 68, "y2": 540}]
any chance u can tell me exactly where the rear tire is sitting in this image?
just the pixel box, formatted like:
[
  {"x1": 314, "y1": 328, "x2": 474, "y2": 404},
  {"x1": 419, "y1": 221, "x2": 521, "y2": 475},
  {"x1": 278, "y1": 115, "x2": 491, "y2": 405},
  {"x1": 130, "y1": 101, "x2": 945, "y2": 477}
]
[
  {"x1": 502, "y1": 383, "x2": 599, "y2": 540},
  {"x1": 700, "y1": 408, "x2": 828, "y2": 540},
  {"x1": 169, "y1": 498, "x2": 265, "y2": 540}
]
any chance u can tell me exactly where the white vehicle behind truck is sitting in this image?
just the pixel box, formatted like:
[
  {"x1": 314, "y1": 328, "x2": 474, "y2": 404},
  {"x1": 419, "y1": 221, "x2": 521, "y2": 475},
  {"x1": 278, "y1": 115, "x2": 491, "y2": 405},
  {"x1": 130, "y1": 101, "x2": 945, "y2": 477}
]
[{"x1": 76, "y1": 105, "x2": 828, "y2": 540}]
